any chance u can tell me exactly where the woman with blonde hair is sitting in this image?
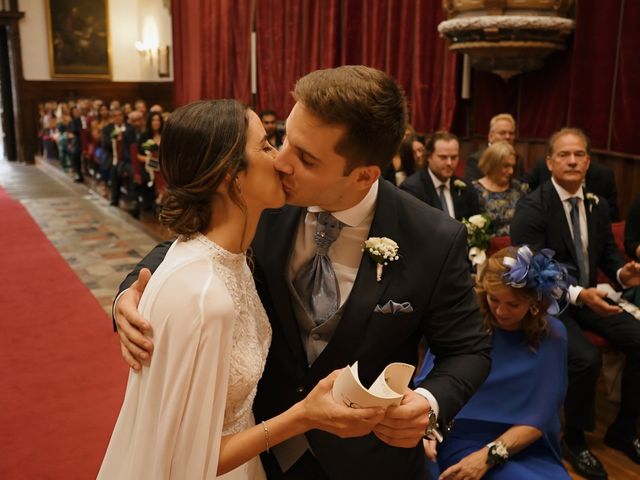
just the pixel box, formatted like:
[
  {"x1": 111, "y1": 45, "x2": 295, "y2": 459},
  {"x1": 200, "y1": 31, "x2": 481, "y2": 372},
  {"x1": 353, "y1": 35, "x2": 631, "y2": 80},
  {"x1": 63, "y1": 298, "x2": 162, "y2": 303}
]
[
  {"x1": 419, "y1": 246, "x2": 571, "y2": 479},
  {"x1": 473, "y1": 141, "x2": 529, "y2": 236}
]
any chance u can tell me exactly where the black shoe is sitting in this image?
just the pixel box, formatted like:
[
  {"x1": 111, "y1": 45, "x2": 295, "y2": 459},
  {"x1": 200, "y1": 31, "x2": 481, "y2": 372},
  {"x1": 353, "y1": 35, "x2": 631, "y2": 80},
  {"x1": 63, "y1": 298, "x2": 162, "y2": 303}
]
[
  {"x1": 604, "y1": 429, "x2": 640, "y2": 464},
  {"x1": 127, "y1": 208, "x2": 140, "y2": 220},
  {"x1": 109, "y1": 201, "x2": 119, "y2": 207},
  {"x1": 73, "y1": 177, "x2": 84, "y2": 183},
  {"x1": 562, "y1": 438, "x2": 608, "y2": 479}
]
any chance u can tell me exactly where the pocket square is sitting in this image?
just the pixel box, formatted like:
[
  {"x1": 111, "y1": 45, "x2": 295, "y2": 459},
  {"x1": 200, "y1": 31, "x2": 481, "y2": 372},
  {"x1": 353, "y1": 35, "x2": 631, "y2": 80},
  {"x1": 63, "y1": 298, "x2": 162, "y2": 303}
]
[{"x1": 374, "y1": 300, "x2": 414, "y2": 314}]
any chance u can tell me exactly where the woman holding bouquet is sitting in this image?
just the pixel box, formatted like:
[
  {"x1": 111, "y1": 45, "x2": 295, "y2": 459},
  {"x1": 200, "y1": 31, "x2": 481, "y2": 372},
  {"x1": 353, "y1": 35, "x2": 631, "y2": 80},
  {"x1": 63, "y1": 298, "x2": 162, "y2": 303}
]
[
  {"x1": 419, "y1": 246, "x2": 571, "y2": 479},
  {"x1": 137, "y1": 111, "x2": 164, "y2": 210}
]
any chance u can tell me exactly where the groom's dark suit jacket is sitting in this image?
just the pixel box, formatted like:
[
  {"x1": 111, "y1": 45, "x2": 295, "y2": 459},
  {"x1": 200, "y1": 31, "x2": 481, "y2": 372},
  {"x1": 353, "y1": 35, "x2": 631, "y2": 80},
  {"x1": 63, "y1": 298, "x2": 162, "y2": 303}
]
[
  {"x1": 510, "y1": 180, "x2": 624, "y2": 288},
  {"x1": 400, "y1": 169, "x2": 481, "y2": 222},
  {"x1": 119, "y1": 179, "x2": 491, "y2": 479}
]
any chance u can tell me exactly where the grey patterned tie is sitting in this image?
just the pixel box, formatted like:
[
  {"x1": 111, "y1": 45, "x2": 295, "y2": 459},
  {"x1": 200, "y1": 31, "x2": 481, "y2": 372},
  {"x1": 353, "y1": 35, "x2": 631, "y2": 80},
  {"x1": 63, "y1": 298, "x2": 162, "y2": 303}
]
[
  {"x1": 568, "y1": 197, "x2": 589, "y2": 287},
  {"x1": 293, "y1": 212, "x2": 344, "y2": 325},
  {"x1": 439, "y1": 185, "x2": 450, "y2": 216}
]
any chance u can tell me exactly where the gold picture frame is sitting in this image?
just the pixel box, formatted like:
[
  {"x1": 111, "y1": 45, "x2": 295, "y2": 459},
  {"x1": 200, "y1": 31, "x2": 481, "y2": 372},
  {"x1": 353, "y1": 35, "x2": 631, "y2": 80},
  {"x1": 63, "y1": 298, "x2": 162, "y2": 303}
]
[{"x1": 45, "y1": 0, "x2": 112, "y2": 79}]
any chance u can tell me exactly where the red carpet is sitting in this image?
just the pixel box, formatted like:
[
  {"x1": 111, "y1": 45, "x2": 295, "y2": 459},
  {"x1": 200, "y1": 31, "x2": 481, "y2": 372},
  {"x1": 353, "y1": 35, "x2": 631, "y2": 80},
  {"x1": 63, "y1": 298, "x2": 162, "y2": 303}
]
[{"x1": 0, "y1": 187, "x2": 128, "y2": 479}]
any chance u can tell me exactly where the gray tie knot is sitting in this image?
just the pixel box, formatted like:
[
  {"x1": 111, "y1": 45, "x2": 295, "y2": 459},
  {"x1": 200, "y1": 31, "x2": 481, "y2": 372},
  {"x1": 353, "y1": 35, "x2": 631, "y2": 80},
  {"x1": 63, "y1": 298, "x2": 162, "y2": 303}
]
[
  {"x1": 315, "y1": 212, "x2": 343, "y2": 255},
  {"x1": 568, "y1": 197, "x2": 579, "y2": 209}
]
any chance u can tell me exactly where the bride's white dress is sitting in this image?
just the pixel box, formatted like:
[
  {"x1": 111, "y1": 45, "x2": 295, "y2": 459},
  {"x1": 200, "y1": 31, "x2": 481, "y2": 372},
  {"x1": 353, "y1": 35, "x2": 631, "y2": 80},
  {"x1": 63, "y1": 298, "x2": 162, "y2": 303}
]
[{"x1": 98, "y1": 234, "x2": 271, "y2": 479}]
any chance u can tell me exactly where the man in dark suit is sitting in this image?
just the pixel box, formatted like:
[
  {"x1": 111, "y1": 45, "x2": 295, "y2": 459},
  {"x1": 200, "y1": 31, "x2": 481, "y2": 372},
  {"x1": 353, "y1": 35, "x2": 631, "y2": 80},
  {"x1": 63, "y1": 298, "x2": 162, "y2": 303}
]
[
  {"x1": 511, "y1": 128, "x2": 640, "y2": 479},
  {"x1": 102, "y1": 109, "x2": 135, "y2": 208},
  {"x1": 401, "y1": 131, "x2": 481, "y2": 221},
  {"x1": 112, "y1": 66, "x2": 491, "y2": 479},
  {"x1": 464, "y1": 113, "x2": 518, "y2": 183},
  {"x1": 522, "y1": 158, "x2": 620, "y2": 221}
]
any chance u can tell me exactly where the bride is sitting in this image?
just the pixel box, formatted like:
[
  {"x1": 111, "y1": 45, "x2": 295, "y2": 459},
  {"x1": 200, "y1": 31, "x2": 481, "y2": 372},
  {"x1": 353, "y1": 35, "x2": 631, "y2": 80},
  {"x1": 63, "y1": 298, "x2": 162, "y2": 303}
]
[{"x1": 98, "y1": 100, "x2": 385, "y2": 479}]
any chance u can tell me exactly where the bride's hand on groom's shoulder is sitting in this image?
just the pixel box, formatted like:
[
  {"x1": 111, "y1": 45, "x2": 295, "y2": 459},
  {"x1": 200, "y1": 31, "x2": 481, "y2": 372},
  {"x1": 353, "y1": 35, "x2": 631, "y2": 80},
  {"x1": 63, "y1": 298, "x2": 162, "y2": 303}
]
[
  {"x1": 373, "y1": 389, "x2": 430, "y2": 448},
  {"x1": 115, "y1": 268, "x2": 154, "y2": 371},
  {"x1": 299, "y1": 369, "x2": 387, "y2": 439}
]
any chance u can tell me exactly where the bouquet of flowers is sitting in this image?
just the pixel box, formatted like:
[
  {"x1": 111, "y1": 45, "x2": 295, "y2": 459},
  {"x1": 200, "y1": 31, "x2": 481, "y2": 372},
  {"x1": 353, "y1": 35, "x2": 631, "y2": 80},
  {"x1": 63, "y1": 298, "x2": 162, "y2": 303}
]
[
  {"x1": 141, "y1": 139, "x2": 159, "y2": 153},
  {"x1": 462, "y1": 214, "x2": 492, "y2": 268}
]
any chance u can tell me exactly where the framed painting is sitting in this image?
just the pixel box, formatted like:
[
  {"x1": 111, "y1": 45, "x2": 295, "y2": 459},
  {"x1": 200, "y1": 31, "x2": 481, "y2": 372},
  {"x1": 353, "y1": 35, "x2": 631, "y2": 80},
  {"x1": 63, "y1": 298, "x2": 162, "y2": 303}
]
[{"x1": 45, "y1": 0, "x2": 112, "y2": 79}]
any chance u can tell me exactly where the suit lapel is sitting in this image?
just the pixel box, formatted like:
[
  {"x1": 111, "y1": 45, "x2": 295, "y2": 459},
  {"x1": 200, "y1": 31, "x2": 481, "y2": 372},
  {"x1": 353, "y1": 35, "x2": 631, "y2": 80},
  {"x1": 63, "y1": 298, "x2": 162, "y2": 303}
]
[
  {"x1": 451, "y1": 176, "x2": 465, "y2": 219},
  {"x1": 584, "y1": 189, "x2": 598, "y2": 283},
  {"x1": 260, "y1": 206, "x2": 307, "y2": 365},
  {"x1": 421, "y1": 169, "x2": 442, "y2": 211},
  {"x1": 546, "y1": 182, "x2": 579, "y2": 266},
  {"x1": 309, "y1": 180, "x2": 398, "y2": 376}
]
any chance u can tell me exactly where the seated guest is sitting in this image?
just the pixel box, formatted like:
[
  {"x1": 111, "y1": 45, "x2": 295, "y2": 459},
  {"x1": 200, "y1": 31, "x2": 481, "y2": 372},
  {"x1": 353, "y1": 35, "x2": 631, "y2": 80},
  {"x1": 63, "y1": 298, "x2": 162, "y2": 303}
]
[
  {"x1": 625, "y1": 193, "x2": 640, "y2": 260},
  {"x1": 511, "y1": 127, "x2": 640, "y2": 479},
  {"x1": 472, "y1": 141, "x2": 528, "y2": 236},
  {"x1": 522, "y1": 158, "x2": 620, "y2": 221},
  {"x1": 411, "y1": 137, "x2": 426, "y2": 168},
  {"x1": 382, "y1": 136, "x2": 416, "y2": 186},
  {"x1": 465, "y1": 113, "x2": 518, "y2": 183},
  {"x1": 420, "y1": 246, "x2": 571, "y2": 480},
  {"x1": 401, "y1": 131, "x2": 480, "y2": 221}
]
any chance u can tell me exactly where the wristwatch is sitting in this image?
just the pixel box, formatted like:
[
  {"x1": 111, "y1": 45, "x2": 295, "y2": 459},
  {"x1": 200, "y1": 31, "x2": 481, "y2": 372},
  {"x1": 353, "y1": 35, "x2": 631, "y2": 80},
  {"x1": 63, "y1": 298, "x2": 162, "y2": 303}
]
[{"x1": 423, "y1": 410, "x2": 443, "y2": 442}]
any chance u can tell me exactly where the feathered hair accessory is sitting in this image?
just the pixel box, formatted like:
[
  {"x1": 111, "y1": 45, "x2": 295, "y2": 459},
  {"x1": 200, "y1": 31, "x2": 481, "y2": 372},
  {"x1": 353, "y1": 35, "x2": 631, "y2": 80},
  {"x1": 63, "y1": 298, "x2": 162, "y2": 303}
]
[{"x1": 502, "y1": 246, "x2": 573, "y2": 315}]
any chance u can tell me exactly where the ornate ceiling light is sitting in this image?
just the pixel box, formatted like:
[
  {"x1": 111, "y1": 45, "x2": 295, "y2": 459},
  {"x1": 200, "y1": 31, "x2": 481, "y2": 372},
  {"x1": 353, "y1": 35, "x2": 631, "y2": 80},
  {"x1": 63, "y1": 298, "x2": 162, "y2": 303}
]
[{"x1": 438, "y1": 0, "x2": 576, "y2": 80}]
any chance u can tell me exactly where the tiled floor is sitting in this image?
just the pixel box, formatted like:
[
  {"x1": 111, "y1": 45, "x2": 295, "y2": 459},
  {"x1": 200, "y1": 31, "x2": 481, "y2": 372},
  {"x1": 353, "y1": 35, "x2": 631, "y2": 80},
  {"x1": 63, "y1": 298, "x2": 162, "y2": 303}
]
[{"x1": 0, "y1": 158, "x2": 169, "y2": 316}]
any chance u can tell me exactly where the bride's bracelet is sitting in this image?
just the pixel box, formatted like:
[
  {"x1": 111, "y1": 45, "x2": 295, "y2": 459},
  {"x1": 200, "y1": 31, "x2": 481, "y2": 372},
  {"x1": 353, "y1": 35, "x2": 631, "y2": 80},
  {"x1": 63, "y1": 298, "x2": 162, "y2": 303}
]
[{"x1": 261, "y1": 421, "x2": 270, "y2": 453}]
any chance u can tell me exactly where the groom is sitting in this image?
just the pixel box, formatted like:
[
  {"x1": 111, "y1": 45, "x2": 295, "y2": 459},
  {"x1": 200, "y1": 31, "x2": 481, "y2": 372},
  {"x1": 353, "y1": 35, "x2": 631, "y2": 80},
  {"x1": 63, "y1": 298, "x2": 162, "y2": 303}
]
[{"x1": 113, "y1": 66, "x2": 491, "y2": 479}]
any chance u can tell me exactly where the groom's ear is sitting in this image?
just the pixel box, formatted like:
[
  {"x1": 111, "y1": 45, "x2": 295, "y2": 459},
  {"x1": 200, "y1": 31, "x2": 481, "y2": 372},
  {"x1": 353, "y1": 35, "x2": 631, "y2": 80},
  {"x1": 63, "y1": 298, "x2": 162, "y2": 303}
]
[{"x1": 351, "y1": 165, "x2": 381, "y2": 188}]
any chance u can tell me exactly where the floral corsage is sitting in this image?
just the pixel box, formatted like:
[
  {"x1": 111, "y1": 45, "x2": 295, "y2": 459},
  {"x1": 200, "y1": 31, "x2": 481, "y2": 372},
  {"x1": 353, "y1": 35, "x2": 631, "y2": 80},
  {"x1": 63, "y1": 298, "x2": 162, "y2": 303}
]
[
  {"x1": 362, "y1": 237, "x2": 399, "y2": 282},
  {"x1": 585, "y1": 192, "x2": 599, "y2": 212}
]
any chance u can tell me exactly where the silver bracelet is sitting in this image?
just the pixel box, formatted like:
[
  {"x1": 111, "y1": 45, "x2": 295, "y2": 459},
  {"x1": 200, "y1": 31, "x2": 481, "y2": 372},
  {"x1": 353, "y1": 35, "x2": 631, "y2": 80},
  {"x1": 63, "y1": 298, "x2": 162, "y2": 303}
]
[{"x1": 261, "y1": 421, "x2": 270, "y2": 453}]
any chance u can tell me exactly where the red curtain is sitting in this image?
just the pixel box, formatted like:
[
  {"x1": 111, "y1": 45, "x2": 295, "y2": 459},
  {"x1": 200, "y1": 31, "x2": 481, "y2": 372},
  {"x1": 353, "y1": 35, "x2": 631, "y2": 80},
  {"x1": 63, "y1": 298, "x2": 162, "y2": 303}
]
[
  {"x1": 466, "y1": 0, "x2": 639, "y2": 155},
  {"x1": 171, "y1": 0, "x2": 252, "y2": 107},
  {"x1": 254, "y1": 0, "x2": 341, "y2": 118},
  {"x1": 253, "y1": 0, "x2": 456, "y2": 133}
]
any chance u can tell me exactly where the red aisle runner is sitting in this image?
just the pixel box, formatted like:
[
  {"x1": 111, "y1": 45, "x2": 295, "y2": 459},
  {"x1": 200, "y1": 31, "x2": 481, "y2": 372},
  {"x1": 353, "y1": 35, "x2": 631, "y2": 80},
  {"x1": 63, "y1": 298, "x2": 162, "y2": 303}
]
[{"x1": 0, "y1": 187, "x2": 128, "y2": 479}]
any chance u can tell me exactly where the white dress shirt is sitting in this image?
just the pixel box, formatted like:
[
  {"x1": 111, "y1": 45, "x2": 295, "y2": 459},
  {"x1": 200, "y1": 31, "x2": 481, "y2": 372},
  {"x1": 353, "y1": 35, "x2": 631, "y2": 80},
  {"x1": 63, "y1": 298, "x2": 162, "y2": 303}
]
[
  {"x1": 428, "y1": 169, "x2": 455, "y2": 218},
  {"x1": 289, "y1": 181, "x2": 440, "y2": 419},
  {"x1": 551, "y1": 178, "x2": 626, "y2": 304}
]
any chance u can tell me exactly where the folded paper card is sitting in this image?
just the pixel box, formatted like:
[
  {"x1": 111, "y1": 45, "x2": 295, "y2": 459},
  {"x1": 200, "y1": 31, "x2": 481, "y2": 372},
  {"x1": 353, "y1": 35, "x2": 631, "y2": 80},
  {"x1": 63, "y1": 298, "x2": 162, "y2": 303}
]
[{"x1": 332, "y1": 361, "x2": 415, "y2": 409}]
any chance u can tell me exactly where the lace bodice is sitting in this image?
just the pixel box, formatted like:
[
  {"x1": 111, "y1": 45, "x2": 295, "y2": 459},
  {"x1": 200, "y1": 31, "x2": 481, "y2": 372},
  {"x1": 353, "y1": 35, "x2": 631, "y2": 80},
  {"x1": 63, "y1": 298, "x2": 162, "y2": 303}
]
[{"x1": 194, "y1": 234, "x2": 272, "y2": 435}]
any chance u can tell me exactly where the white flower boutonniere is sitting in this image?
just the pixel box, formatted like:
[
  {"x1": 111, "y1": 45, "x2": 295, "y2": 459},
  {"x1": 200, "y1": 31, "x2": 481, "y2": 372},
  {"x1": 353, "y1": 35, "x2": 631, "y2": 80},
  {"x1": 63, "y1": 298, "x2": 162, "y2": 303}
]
[
  {"x1": 453, "y1": 179, "x2": 466, "y2": 190},
  {"x1": 362, "y1": 237, "x2": 399, "y2": 282},
  {"x1": 585, "y1": 192, "x2": 599, "y2": 213}
]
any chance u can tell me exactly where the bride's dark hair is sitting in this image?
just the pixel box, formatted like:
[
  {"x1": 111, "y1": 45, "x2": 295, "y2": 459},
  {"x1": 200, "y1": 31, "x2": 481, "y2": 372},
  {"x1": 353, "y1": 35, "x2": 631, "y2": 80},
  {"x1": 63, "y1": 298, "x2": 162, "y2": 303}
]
[{"x1": 159, "y1": 100, "x2": 249, "y2": 236}]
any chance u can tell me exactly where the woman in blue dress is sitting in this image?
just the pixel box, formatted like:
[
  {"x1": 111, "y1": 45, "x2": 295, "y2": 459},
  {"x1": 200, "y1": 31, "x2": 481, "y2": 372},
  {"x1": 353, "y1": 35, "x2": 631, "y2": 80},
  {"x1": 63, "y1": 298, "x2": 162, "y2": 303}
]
[{"x1": 419, "y1": 246, "x2": 571, "y2": 479}]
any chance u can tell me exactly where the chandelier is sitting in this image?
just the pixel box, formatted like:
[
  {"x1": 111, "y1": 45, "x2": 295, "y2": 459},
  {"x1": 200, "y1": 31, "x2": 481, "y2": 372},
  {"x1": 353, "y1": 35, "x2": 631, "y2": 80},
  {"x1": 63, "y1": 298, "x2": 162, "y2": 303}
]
[{"x1": 438, "y1": 0, "x2": 576, "y2": 80}]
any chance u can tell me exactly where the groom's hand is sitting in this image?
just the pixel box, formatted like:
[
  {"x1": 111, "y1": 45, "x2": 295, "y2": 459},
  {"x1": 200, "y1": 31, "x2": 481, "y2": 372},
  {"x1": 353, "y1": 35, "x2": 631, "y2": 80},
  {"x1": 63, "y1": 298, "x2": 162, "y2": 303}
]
[
  {"x1": 373, "y1": 389, "x2": 430, "y2": 448},
  {"x1": 115, "y1": 268, "x2": 154, "y2": 371}
]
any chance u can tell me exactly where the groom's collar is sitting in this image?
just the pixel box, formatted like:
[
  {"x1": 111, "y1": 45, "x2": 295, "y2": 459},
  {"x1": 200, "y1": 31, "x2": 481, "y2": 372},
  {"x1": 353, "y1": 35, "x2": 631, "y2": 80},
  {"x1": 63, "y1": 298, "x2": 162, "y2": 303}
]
[{"x1": 307, "y1": 181, "x2": 378, "y2": 227}]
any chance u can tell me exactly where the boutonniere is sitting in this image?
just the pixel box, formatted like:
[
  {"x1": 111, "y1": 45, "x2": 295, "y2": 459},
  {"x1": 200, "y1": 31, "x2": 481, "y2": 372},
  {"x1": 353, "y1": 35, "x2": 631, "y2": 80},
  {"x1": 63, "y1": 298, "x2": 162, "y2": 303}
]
[
  {"x1": 362, "y1": 237, "x2": 399, "y2": 282},
  {"x1": 453, "y1": 179, "x2": 466, "y2": 190},
  {"x1": 585, "y1": 192, "x2": 599, "y2": 212}
]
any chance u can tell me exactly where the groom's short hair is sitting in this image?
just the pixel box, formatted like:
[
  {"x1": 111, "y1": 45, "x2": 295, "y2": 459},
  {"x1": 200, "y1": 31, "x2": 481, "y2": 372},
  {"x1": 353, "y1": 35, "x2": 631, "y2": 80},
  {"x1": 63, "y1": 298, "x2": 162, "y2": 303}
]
[{"x1": 293, "y1": 65, "x2": 408, "y2": 173}]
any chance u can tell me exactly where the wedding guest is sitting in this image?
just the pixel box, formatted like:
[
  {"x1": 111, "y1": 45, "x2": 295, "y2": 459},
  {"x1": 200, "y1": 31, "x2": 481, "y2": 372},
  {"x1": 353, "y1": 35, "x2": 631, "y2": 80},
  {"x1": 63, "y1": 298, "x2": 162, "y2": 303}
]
[
  {"x1": 259, "y1": 109, "x2": 284, "y2": 149},
  {"x1": 472, "y1": 141, "x2": 528, "y2": 236},
  {"x1": 402, "y1": 131, "x2": 480, "y2": 221},
  {"x1": 465, "y1": 114, "x2": 519, "y2": 183},
  {"x1": 421, "y1": 246, "x2": 571, "y2": 479},
  {"x1": 381, "y1": 136, "x2": 416, "y2": 186},
  {"x1": 522, "y1": 159, "x2": 620, "y2": 221},
  {"x1": 99, "y1": 100, "x2": 384, "y2": 479},
  {"x1": 511, "y1": 127, "x2": 640, "y2": 479}
]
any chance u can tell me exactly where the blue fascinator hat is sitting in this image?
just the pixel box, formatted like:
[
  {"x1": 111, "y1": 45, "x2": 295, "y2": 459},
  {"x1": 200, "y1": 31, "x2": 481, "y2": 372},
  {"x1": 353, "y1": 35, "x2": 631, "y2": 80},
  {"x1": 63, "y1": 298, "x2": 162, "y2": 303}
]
[{"x1": 502, "y1": 246, "x2": 573, "y2": 315}]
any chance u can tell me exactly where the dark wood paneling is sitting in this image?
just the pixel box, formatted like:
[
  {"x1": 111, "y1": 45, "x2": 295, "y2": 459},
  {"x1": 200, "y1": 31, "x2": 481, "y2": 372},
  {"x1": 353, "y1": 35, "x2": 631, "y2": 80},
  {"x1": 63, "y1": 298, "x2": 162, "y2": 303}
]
[
  {"x1": 20, "y1": 80, "x2": 173, "y2": 163},
  {"x1": 460, "y1": 136, "x2": 640, "y2": 220}
]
